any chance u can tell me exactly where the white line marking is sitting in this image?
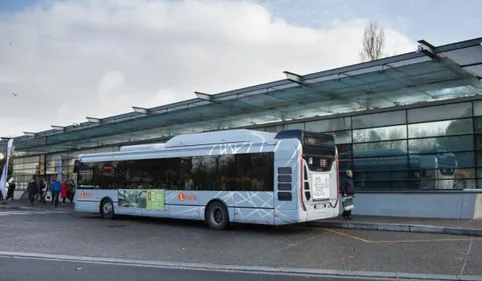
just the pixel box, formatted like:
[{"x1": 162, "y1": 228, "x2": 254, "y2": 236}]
[
  {"x1": 0, "y1": 251, "x2": 476, "y2": 281},
  {"x1": 460, "y1": 238, "x2": 473, "y2": 275}
]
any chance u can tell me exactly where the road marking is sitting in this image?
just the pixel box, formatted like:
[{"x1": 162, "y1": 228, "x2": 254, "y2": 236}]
[
  {"x1": 323, "y1": 228, "x2": 372, "y2": 243},
  {"x1": 371, "y1": 237, "x2": 482, "y2": 244},
  {"x1": 325, "y1": 228, "x2": 482, "y2": 244},
  {"x1": 0, "y1": 250, "x2": 479, "y2": 281},
  {"x1": 460, "y1": 238, "x2": 473, "y2": 275},
  {"x1": 252, "y1": 231, "x2": 330, "y2": 261}
]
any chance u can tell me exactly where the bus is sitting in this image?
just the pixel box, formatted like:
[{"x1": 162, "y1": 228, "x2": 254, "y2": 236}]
[
  {"x1": 339, "y1": 148, "x2": 457, "y2": 189},
  {"x1": 73, "y1": 129, "x2": 340, "y2": 230}
]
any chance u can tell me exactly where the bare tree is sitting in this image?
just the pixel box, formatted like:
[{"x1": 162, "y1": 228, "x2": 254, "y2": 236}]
[{"x1": 359, "y1": 21, "x2": 385, "y2": 62}]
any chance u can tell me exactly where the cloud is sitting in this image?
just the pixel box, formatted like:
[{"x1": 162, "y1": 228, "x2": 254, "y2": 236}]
[{"x1": 0, "y1": 0, "x2": 416, "y2": 137}]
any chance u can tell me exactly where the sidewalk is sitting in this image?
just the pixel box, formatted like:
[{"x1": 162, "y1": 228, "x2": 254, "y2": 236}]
[
  {"x1": 0, "y1": 199, "x2": 75, "y2": 211},
  {"x1": 311, "y1": 215, "x2": 482, "y2": 237}
]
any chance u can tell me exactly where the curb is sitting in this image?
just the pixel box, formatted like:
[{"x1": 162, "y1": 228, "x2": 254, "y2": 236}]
[
  {"x1": 0, "y1": 205, "x2": 72, "y2": 212},
  {"x1": 310, "y1": 221, "x2": 482, "y2": 237},
  {"x1": 0, "y1": 205, "x2": 30, "y2": 210},
  {"x1": 0, "y1": 251, "x2": 481, "y2": 281}
]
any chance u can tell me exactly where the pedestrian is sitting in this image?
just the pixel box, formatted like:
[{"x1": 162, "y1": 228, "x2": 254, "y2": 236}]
[
  {"x1": 39, "y1": 178, "x2": 47, "y2": 204},
  {"x1": 67, "y1": 180, "x2": 75, "y2": 202},
  {"x1": 5, "y1": 178, "x2": 16, "y2": 201},
  {"x1": 341, "y1": 169, "x2": 355, "y2": 220},
  {"x1": 61, "y1": 180, "x2": 68, "y2": 205},
  {"x1": 50, "y1": 179, "x2": 61, "y2": 208},
  {"x1": 27, "y1": 178, "x2": 37, "y2": 206}
]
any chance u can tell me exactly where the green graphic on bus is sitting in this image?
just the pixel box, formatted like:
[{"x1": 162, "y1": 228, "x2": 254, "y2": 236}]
[
  {"x1": 146, "y1": 190, "x2": 165, "y2": 210},
  {"x1": 118, "y1": 189, "x2": 165, "y2": 210}
]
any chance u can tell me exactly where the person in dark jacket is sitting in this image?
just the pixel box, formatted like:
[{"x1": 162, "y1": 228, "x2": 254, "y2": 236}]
[
  {"x1": 341, "y1": 169, "x2": 355, "y2": 220},
  {"x1": 27, "y1": 178, "x2": 37, "y2": 206},
  {"x1": 5, "y1": 178, "x2": 16, "y2": 201}
]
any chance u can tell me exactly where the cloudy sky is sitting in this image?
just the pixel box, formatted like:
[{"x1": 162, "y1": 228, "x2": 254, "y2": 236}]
[{"x1": 0, "y1": 0, "x2": 481, "y2": 138}]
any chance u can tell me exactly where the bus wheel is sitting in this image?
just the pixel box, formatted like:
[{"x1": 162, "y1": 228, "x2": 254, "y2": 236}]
[
  {"x1": 100, "y1": 198, "x2": 115, "y2": 220},
  {"x1": 206, "y1": 201, "x2": 229, "y2": 230}
]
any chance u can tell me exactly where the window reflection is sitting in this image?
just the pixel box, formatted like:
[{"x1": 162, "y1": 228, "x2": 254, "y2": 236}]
[
  {"x1": 331, "y1": 131, "x2": 352, "y2": 144},
  {"x1": 474, "y1": 117, "x2": 482, "y2": 133},
  {"x1": 286, "y1": 123, "x2": 305, "y2": 130},
  {"x1": 353, "y1": 140, "x2": 407, "y2": 153},
  {"x1": 454, "y1": 168, "x2": 476, "y2": 189},
  {"x1": 408, "y1": 119, "x2": 473, "y2": 138},
  {"x1": 407, "y1": 102, "x2": 472, "y2": 123},
  {"x1": 305, "y1": 117, "x2": 351, "y2": 132},
  {"x1": 263, "y1": 125, "x2": 285, "y2": 132},
  {"x1": 352, "y1": 155, "x2": 407, "y2": 171},
  {"x1": 451, "y1": 152, "x2": 475, "y2": 168},
  {"x1": 352, "y1": 110, "x2": 405, "y2": 129},
  {"x1": 353, "y1": 125, "x2": 406, "y2": 143},
  {"x1": 408, "y1": 135, "x2": 473, "y2": 153},
  {"x1": 473, "y1": 100, "x2": 482, "y2": 117}
]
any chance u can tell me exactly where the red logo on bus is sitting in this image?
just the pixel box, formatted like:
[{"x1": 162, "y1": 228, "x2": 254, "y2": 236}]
[
  {"x1": 178, "y1": 192, "x2": 197, "y2": 201},
  {"x1": 80, "y1": 191, "x2": 92, "y2": 198}
]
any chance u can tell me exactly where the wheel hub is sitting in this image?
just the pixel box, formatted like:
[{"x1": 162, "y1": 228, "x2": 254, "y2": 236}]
[
  {"x1": 103, "y1": 202, "x2": 112, "y2": 214},
  {"x1": 213, "y1": 207, "x2": 223, "y2": 224}
]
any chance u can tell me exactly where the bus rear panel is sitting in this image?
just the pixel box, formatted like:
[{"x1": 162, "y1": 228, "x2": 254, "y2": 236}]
[{"x1": 275, "y1": 130, "x2": 339, "y2": 223}]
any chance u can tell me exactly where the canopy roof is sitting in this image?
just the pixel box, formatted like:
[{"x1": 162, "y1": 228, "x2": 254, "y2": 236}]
[{"x1": 2, "y1": 37, "x2": 482, "y2": 156}]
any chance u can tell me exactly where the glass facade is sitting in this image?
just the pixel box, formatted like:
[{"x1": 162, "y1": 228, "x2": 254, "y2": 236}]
[
  {"x1": 11, "y1": 99, "x2": 482, "y2": 192},
  {"x1": 12, "y1": 147, "x2": 119, "y2": 192},
  {"x1": 261, "y1": 100, "x2": 482, "y2": 191}
]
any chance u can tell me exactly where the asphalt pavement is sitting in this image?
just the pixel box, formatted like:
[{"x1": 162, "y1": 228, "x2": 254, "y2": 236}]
[
  {"x1": 0, "y1": 208, "x2": 481, "y2": 280},
  {"x1": 0, "y1": 256, "x2": 392, "y2": 281}
]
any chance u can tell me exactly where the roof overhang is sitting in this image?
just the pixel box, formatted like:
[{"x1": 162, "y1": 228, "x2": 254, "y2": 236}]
[{"x1": 10, "y1": 37, "x2": 482, "y2": 155}]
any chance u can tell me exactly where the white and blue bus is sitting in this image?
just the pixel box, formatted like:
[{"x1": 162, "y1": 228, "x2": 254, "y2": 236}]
[{"x1": 73, "y1": 129, "x2": 340, "y2": 230}]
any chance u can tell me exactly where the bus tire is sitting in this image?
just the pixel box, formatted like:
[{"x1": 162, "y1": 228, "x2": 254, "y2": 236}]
[
  {"x1": 205, "y1": 201, "x2": 229, "y2": 230},
  {"x1": 100, "y1": 198, "x2": 115, "y2": 220}
]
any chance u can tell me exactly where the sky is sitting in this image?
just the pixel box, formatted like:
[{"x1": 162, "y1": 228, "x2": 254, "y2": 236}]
[{"x1": 0, "y1": 0, "x2": 481, "y2": 138}]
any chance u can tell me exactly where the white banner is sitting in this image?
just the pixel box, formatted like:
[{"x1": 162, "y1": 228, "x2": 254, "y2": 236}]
[{"x1": 0, "y1": 139, "x2": 14, "y2": 199}]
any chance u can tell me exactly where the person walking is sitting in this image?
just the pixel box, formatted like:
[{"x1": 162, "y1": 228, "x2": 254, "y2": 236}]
[
  {"x1": 67, "y1": 180, "x2": 75, "y2": 202},
  {"x1": 341, "y1": 169, "x2": 355, "y2": 220},
  {"x1": 39, "y1": 178, "x2": 47, "y2": 204},
  {"x1": 50, "y1": 179, "x2": 61, "y2": 208},
  {"x1": 5, "y1": 178, "x2": 16, "y2": 201},
  {"x1": 61, "y1": 180, "x2": 68, "y2": 205},
  {"x1": 27, "y1": 178, "x2": 37, "y2": 206}
]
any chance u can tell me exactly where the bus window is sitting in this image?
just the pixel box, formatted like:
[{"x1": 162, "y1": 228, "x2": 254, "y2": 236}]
[{"x1": 302, "y1": 133, "x2": 336, "y2": 172}]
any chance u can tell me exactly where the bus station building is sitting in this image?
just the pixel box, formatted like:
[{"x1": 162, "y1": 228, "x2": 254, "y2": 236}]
[{"x1": 2, "y1": 37, "x2": 482, "y2": 219}]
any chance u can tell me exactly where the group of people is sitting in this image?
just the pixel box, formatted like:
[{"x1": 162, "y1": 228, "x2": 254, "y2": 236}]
[
  {"x1": 1, "y1": 177, "x2": 75, "y2": 207},
  {"x1": 24, "y1": 178, "x2": 75, "y2": 207}
]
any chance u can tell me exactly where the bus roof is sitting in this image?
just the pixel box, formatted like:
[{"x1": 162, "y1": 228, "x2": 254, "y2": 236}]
[
  {"x1": 119, "y1": 143, "x2": 166, "y2": 152},
  {"x1": 163, "y1": 129, "x2": 276, "y2": 148},
  {"x1": 80, "y1": 129, "x2": 277, "y2": 160}
]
